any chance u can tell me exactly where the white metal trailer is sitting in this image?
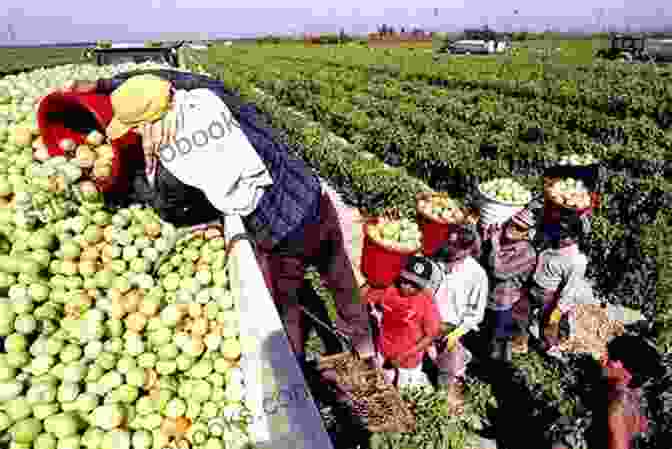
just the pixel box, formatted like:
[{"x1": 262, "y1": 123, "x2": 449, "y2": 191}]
[
  {"x1": 224, "y1": 215, "x2": 335, "y2": 449},
  {"x1": 447, "y1": 39, "x2": 510, "y2": 55}
]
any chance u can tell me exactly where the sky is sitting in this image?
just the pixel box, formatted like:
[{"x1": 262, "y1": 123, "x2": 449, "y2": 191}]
[{"x1": 0, "y1": 1, "x2": 671, "y2": 44}]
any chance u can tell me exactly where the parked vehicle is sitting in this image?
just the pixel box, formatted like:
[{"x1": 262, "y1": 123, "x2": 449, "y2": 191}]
[
  {"x1": 434, "y1": 27, "x2": 511, "y2": 58},
  {"x1": 595, "y1": 33, "x2": 672, "y2": 63},
  {"x1": 85, "y1": 41, "x2": 185, "y2": 67}
]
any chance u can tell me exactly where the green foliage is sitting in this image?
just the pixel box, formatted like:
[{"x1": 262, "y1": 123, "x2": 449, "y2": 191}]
[
  {"x1": 511, "y1": 31, "x2": 530, "y2": 41},
  {"x1": 0, "y1": 48, "x2": 87, "y2": 75},
  {"x1": 369, "y1": 385, "x2": 482, "y2": 449},
  {"x1": 179, "y1": 41, "x2": 671, "y2": 449},
  {"x1": 641, "y1": 208, "x2": 672, "y2": 352}
]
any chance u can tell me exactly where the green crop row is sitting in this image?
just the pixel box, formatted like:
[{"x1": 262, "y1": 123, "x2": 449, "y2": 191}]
[
  {"x1": 203, "y1": 51, "x2": 671, "y2": 169},
  {"x1": 207, "y1": 44, "x2": 672, "y2": 126},
  {"x1": 0, "y1": 47, "x2": 87, "y2": 75}
]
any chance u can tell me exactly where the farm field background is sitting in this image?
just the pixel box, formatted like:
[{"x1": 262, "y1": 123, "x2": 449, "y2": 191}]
[
  {"x1": 180, "y1": 41, "x2": 672, "y2": 325},
  {"x1": 2, "y1": 40, "x2": 671, "y2": 449},
  {"x1": 180, "y1": 41, "x2": 672, "y2": 449},
  {"x1": 0, "y1": 47, "x2": 87, "y2": 75}
]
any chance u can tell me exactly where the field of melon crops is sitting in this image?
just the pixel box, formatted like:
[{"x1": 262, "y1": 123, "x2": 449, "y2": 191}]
[{"x1": 0, "y1": 43, "x2": 671, "y2": 449}]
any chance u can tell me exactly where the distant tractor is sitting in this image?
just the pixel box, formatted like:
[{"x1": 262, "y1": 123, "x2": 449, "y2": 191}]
[
  {"x1": 595, "y1": 33, "x2": 649, "y2": 62},
  {"x1": 596, "y1": 33, "x2": 672, "y2": 63}
]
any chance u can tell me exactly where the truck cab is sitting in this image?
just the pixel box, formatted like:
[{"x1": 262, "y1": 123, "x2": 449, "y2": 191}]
[{"x1": 89, "y1": 41, "x2": 184, "y2": 67}]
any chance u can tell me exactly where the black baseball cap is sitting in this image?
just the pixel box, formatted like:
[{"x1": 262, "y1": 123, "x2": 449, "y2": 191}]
[{"x1": 399, "y1": 256, "x2": 433, "y2": 289}]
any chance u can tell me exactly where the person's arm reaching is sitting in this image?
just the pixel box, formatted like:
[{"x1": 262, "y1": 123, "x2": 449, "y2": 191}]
[
  {"x1": 458, "y1": 265, "x2": 489, "y2": 333},
  {"x1": 607, "y1": 400, "x2": 630, "y2": 449}
]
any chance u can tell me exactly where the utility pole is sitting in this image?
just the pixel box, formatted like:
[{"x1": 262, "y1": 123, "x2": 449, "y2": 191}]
[
  {"x1": 7, "y1": 24, "x2": 16, "y2": 42},
  {"x1": 595, "y1": 8, "x2": 605, "y2": 33}
]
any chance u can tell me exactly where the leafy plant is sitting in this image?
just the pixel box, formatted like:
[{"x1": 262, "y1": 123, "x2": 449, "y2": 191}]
[{"x1": 368, "y1": 385, "x2": 482, "y2": 449}]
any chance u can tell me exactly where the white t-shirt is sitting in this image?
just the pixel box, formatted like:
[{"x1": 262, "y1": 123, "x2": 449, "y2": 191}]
[{"x1": 432, "y1": 256, "x2": 489, "y2": 332}]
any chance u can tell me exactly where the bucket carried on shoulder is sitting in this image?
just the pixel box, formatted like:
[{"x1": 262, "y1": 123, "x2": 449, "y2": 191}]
[
  {"x1": 475, "y1": 184, "x2": 526, "y2": 226},
  {"x1": 543, "y1": 177, "x2": 599, "y2": 224},
  {"x1": 416, "y1": 192, "x2": 465, "y2": 256},
  {"x1": 360, "y1": 217, "x2": 421, "y2": 288}
]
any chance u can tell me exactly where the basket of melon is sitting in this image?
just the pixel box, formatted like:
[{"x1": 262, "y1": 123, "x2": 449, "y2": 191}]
[
  {"x1": 545, "y1": 153, "x2": 600, "y2": 191},
  {"x1": 361, "y1": 215, "x2": 422, "y2": 287},
  {"x1": 544, "y1": 177, "x2": 597, "y2": 220},
  {"x1": 416, "y1": 192, "x2": 466, "y2": 256},
  {"x1": 476, "y1": 178, "x2": 532, "y2": 226}
]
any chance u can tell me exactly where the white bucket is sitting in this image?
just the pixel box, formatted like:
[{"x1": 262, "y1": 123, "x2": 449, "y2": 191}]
[{"x1": 475, "y1": 186, "x2": 525, "y2": 226}]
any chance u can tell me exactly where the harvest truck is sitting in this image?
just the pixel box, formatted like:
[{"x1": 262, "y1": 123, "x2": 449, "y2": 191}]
[{"x1": 85, "y1": 41, "x2": 185, "y2": 67}]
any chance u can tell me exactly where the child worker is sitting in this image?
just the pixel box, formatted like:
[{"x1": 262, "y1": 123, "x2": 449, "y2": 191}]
[
  {"x1": 480, "y1": 206, "x2": 538, "y2": 361},
  {"x1": 531, "y1": 208, "x2": 593, "y2": 354},
  {"x1": 364, "y1": 255, "x2": 442, "y2": 388},
  {"x1": 429, "y1": 219, "x2": 489, "y2": 407}
]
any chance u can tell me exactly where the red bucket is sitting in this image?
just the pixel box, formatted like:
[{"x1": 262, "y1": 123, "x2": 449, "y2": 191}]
[
  {"x1": 37, "y1": 92, "x2": 113, "y2": 156},
  {"x1": 360, "y1": 218, "x2": 420, "y2": 288},
  {"x1": 37, "y1": 92, "x2": 143, "y2": 194},
  {"x1": 417, "y1": 215, "x2": 461, "y2": 257},
  {"x1": 416, "y1": 192, "x2": 464, "y2": 256}
]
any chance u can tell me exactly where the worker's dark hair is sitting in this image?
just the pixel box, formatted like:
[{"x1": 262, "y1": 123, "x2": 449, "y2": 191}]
[
  {"x1": 606, "y1": 335, "x2": 663, "y2": 388},
  {"x1": 558, "y1": 210, "x2": 590, "y2": 242},
  {"x1": 433, "y1": 223, "x2": 480, "y2": 263}
]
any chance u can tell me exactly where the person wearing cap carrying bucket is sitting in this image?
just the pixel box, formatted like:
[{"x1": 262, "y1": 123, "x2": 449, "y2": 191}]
[
  {"x1": 56, "y1": 73, "x2": 377, "y2": 371},
  {"x1": 365, "y1": 255, "x2": 442, "y2": 388},
  {"x1": 480, "y1": 206, "x2": 538, "y2": 361},
  {"x1": 428, "y1": 222, "x2": 488, "y2": 406},
  {"x1": 530, "y1": 208, "x2": 594, "y2": 355}
]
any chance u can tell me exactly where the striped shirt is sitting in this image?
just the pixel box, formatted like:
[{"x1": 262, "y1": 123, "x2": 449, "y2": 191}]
[{"x1": 482, "y1": 228, "x2": 537, "y2": 310}]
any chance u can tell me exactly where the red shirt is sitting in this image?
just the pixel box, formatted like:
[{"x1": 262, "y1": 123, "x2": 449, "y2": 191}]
[{"x1": 366, "y1": 286, "x2": 441, "y2": 368}]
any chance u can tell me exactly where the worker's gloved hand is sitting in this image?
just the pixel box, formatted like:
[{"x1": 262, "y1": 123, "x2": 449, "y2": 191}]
[
  {"x1": 445, "y1": 327, "x2": 467, "y2": 352},
  {"x1": 549, "y1": 307, "x2": 562, "y2": 324}
]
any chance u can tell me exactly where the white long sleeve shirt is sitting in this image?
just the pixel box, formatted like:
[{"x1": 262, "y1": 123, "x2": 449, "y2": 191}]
[
  {"x1": 160, "y1": 89, "x2": 273, "y2": 217},
  {"x1": 431, "y1": 256, "x2": 489, "y2": 332}
]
